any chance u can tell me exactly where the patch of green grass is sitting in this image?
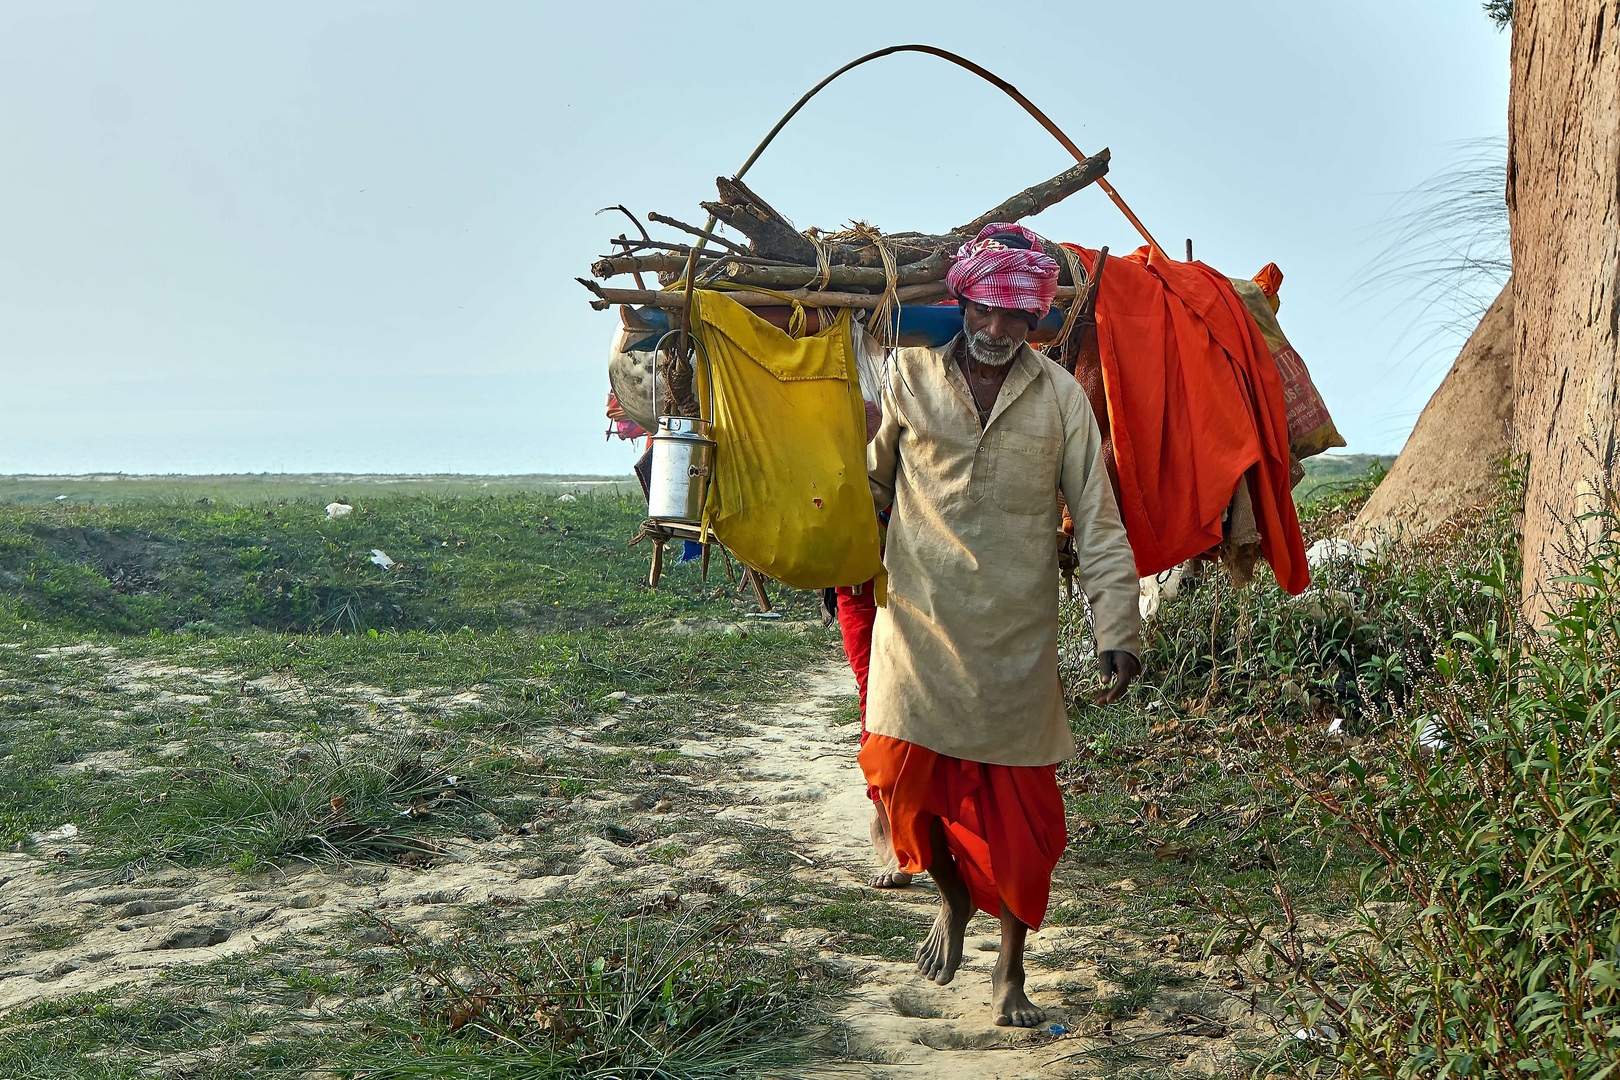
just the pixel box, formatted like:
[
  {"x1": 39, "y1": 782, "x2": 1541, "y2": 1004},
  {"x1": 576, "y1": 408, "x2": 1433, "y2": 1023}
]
[
  {"x1": 22, "y1": 921, "x2": 88, "y2": 952},
  {"x1": 778, "y1": 887, "x2": 932, "y2": 963},
  {"x1": 0, "y1": 990, "x2": 314, "y2": 1077},
  {"x1": 1088, "y1": 955, "x2": 1191, "y2": 1018},
  {"x1": 827, "y1": 694, "x2": 861, "y2": 727}
]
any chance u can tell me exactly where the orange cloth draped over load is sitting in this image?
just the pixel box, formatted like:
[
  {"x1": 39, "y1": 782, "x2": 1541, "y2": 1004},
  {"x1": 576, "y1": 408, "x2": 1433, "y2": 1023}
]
[
  {"x1": 1068, "y1": 245, "x2": 1311, "y2": 595},
  {"x1": 858, "y1": 733, "x2": 1066, "y2": 930}
]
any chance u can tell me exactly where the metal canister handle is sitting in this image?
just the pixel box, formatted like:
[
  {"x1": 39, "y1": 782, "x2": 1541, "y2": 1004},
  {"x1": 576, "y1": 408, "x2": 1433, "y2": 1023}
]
[{"x1": 651, "y1": 329, "x2": 715, "y2": 426}]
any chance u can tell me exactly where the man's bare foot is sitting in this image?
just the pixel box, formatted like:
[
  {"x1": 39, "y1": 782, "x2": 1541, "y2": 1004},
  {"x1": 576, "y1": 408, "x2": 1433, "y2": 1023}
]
[
  {"x1": 868, "y1": 803, "x2": 913, "y2": 888},
  {"x1": 915, "y1": 894, "x2": 970, "y2": 984},
  {"x1": 992, "y1": 902, "x2": 1042, "y2": 1026},
  {"x1": 916, "y1": 821, "x2": 971, "y2": 985},
  {"x1": 991, "y1": 963, "x2": 1044, "y2": 1027}
]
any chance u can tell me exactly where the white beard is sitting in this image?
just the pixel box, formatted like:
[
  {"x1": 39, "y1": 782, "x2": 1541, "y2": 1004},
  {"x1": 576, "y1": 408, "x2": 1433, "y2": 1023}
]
[{"x1": 965, "y1": 328, "x2": 1019, "y2": 367}]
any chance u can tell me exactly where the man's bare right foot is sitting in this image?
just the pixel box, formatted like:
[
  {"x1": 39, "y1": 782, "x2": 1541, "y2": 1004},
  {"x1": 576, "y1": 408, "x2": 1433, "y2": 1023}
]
[
  {"x1": 868, "y1": 869, "x2": 913, "y2": 888},
  {"x1": 915, "y1": 864, "x2": 971, "y2": 985}
]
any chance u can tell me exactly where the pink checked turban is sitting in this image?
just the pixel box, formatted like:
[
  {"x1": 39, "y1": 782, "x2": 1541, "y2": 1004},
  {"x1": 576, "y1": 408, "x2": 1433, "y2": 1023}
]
[{"x1": 945, "y1": 222, "x2": 1060, "y2": 317}]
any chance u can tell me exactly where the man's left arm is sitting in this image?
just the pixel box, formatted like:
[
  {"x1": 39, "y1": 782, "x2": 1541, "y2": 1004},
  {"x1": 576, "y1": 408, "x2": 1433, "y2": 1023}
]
[{"x1": 1056, "y1": 385, "x2": 1142, "y2": 700}]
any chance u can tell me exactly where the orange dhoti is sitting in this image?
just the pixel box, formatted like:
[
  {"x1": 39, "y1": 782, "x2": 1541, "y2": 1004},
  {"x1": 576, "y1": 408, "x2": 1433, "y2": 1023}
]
[{"x1": 858, "y1": 732, "x2": 1067, "y2": 930}]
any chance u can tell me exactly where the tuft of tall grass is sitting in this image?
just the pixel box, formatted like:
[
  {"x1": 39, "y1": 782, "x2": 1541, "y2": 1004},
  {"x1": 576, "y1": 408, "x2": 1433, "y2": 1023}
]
[
  {"x1": 343, "y1": 903, "x2": 837, "y2": 1079},
  {"x1": 88, "y1": 740, "x2": 483, "y2": 868}
]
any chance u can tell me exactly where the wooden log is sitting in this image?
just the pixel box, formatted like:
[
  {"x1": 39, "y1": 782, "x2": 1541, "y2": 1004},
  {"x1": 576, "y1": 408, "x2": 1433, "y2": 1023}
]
[
  {"x1": 703, "y1": 176, "x2": 821, "y2": 264},
  {"x1": 957, "y1": 148, "x2": 1110, "y2": 235},
  {"x1": 714, "y1": 250, "x2": 951, "y2": 290},
  {"x1": 593, "y1": 253, "x2": 723, "y2": 279}
]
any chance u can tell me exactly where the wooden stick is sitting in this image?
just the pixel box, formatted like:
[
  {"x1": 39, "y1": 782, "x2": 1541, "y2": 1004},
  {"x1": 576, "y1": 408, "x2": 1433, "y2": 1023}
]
[
  {"x1": 609, "y1": 237, "x2": 727, "y2": 260},
  {"x1": 1078, "y1": 246, "x2": 1109, "y2": 321},
  {"x1": 595, "y1": 205, "x2": 652, "y2": 243},
  {"x1": 647, "y1": 212, "x2": 751, "y2": 256},
  {"x1": 748, "y1": 569, "x2": 772, "y2": 614}
]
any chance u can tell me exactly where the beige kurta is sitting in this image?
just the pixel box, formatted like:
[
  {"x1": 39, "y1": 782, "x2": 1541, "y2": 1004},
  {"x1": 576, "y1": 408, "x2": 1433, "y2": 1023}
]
[{"x1": 865, "y1": 337, "x2": 1141, "y2": 767}]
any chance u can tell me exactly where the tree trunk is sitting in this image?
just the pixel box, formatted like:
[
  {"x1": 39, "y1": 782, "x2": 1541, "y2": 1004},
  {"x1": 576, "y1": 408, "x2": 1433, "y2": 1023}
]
[{"x1": 1508, "y1": 0, "x2": 1620, "y2": 617}]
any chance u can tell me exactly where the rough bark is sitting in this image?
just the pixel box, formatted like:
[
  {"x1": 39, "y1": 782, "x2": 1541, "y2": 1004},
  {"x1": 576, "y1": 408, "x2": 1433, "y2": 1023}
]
[
  {"x1": 1351, "y1": 282, "x2": 1514, "y2": 542},
  {"x1": 1509, "y1": 0, "x2": 1620, "y2": 616}
]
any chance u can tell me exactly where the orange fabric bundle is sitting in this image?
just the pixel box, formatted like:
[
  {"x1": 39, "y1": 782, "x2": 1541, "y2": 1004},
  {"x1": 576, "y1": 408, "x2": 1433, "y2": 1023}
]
[
  {"x1": 1252, "y1": 262, "x2": 1284, "y2": 298},
  {"x1": 858, "y1": 733, "x2": 1066, "y2": 930},
  {"x1": 1067, "y1": 245, "x2": 1310, "y2": 595}
]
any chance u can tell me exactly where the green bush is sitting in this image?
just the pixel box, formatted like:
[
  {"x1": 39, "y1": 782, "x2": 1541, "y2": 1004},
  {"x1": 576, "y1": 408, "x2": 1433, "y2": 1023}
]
[
  {"x1": 1243, "y1": 521, "x2": 1620, "y2": 1076},
  {"x1": 1120, "y1": 466, "x2": 1514, "y2": 727}
]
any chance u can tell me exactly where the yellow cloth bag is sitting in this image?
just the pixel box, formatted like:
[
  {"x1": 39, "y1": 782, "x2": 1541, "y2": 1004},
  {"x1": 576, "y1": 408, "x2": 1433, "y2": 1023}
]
[{"x1": 692, "y1": 290, "x2": 883, "y2": 590}]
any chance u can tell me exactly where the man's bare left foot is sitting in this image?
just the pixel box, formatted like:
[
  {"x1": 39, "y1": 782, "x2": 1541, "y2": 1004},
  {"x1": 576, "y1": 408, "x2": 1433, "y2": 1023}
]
[
  {"x1": 991, "y1": 963, "x2": 1044, "y2": 1027},
  {"x1": 869, "y1": 869, "x2": 913, "y2": 888}
]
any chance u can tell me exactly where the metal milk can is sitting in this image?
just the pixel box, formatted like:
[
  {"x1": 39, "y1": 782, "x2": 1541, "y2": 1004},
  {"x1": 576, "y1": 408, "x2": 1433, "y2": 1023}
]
[{"x1": 646, "y1": 332, "x2": 717, "y2": 524}]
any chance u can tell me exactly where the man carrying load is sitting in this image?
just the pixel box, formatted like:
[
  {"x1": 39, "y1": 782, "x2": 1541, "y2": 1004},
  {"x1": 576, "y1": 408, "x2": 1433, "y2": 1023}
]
[{"x1": 860, "y1": 223, "x2": 1141, "y2": 1027}]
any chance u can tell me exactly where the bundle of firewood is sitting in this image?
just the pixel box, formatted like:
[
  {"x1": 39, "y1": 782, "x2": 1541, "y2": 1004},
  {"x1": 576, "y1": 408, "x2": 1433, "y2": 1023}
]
[{"x1": 578, "y1": 149, "x2": 1112, "y2": 314}]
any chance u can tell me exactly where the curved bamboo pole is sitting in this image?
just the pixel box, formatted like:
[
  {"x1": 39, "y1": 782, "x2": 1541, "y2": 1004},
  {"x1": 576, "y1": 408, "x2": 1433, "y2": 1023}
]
[{"x1": 730, "y1": 44, "x2": 1164, "y2": 256}]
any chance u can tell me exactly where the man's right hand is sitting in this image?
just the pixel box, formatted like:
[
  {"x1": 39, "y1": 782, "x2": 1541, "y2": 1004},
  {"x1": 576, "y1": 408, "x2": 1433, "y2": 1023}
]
[{"x1": 1095, "y1": 651, "x2": 1141, "y2": 704}]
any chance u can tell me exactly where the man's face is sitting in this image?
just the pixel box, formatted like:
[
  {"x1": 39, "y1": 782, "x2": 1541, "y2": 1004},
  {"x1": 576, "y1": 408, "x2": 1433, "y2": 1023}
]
[{"x1": 962, "y1": 301, "x2": 1033, "y2": 366}]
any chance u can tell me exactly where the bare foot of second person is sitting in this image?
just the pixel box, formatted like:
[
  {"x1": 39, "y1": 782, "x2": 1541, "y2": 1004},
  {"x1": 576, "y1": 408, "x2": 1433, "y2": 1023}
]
[{"x1": 868, "y1": 801, "x2": 913, "y2": 888}]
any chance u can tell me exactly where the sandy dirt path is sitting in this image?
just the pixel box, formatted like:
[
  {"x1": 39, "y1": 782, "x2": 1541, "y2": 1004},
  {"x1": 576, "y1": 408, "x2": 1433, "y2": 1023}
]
[{"x1": 696, "y1": 661, "x2": 1158, "y2": 1078}]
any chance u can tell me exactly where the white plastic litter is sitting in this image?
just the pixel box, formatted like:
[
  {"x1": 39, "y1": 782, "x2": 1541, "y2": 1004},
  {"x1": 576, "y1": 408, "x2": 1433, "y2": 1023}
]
[
  {"x1": 1306, "y1": 536, "x2": 1377, "y2": 569},
  {"x1": 325, "y1": 502, "x2": 353, "y2": 520},
  {"x1": 53, "y1": 495, "x2": 67, "y2": 501},
  {"x1": 1292, "y1": 1023, "x2": 1340, "y2": 1044},
  {"x1": 1139, "y1": 565, "x2": 1186, "y2": 621},
  {"x1": 557, "y1": 493, "x2": 578, "y2": 503},
  {"x1": 1419, "y1": 719, "x2": 1450, "y2": 752},
  {"x1": 369, "y1": 549, "x2": 395, "y2": 569},
  {"x1": 1326, "y1": 717, "x2": 1346, "y2": 735},
  {"x1": 31, "y1": 824, "x2": 78, "y2": 843}
]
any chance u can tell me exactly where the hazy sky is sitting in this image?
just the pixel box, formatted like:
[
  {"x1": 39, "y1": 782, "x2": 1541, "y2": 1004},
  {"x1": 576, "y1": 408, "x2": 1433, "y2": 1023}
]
[{"x1": 0, "y1": 1, "x2": 1509, "y2": 476}]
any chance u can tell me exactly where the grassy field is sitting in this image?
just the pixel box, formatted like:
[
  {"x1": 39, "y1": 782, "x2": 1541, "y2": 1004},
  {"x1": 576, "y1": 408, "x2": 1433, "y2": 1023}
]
[
  {"x1": 0, "y1": 473, "x2": 638, "y2": 506},
  {"x1": 0, "y1": 460, "x2": 1526, "y2": 1078},
  {"x1": 1290, "y1": 452, "x2": 1395, "y2": 504}
]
